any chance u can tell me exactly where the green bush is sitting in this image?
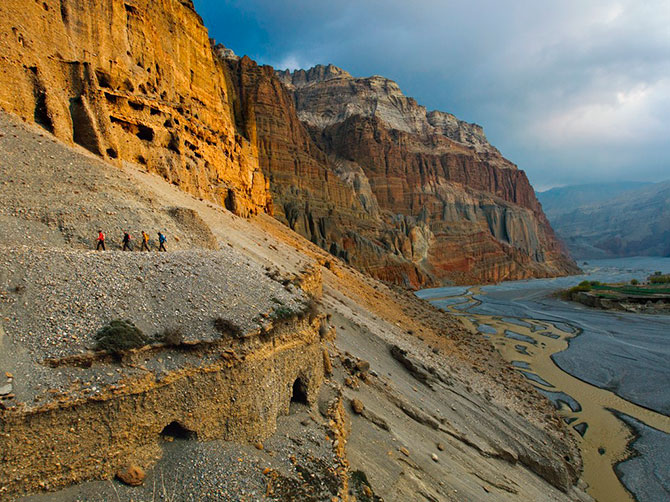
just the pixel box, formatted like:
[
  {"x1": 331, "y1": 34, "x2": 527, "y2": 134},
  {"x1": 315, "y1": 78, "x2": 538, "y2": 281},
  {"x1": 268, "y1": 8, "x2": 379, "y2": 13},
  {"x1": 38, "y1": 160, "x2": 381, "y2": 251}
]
[
  {"x1": 649, "y1": 274, "x2": 670, "y2": 284},
  {"x1": 562, "y1": 282, "x2": 592, "y2": 300},
  {"x1": 271, "y1": 306, "x2": 296, "y2": 321},
  {"x1": 94, "y1": 319, "x2": 149, "y2": 354},
  {"x1": 630, "y1": 279, "x2": 639, "y2": 285}
]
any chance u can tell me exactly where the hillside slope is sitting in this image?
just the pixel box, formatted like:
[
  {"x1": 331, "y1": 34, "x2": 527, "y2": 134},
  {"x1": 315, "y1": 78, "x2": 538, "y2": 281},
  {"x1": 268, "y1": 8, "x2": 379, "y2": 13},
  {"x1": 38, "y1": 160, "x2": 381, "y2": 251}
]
[
  {"x1": 537, "y1": 182, "x2": 652, "y2": 220},
  {"x1": 0, "y1": 111, "x2": 591, "y2": 501}
]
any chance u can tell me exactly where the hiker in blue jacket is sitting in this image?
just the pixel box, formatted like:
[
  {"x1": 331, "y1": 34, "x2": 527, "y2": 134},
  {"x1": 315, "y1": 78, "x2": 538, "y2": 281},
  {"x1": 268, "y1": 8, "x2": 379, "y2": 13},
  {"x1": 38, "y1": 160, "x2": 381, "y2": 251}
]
[{"x1": 158, "y1": 232, "x2": 167, "y2": 252}]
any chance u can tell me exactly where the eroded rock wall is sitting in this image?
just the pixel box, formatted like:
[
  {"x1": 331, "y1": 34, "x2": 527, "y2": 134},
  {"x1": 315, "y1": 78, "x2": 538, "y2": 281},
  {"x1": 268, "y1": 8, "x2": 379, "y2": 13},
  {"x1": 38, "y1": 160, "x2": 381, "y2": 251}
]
[
  {"x1": 316, "y1": 114, "x2": 576, "y2": 282},
  {"x1": 222, "y1": 54, "x2": 382, "y2": 256},
  {"x1": 271, "y1": 62, "x2": 578, "y2": 284},
  {"x1": 0, "y1": 0, "x2": 270, "y2": 216},
  {"x1": 0, "y1": 317, "x2": 325, "y2": 497}
]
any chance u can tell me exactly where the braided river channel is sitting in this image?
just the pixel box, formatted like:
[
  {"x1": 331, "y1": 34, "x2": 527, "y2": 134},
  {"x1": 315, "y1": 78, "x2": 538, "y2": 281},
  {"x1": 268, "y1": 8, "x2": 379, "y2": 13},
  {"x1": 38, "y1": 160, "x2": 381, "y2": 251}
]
[{"x1": 417, "y1": 257, "x2": 670, "y2": 502}]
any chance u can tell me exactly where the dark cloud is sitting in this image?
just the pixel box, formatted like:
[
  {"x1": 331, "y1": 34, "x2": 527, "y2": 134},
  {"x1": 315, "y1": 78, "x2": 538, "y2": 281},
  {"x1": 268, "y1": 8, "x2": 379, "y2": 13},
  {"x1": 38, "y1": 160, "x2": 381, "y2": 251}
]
[{"x1": 194, "y1": 0, "x2": 670, "y2": 189}]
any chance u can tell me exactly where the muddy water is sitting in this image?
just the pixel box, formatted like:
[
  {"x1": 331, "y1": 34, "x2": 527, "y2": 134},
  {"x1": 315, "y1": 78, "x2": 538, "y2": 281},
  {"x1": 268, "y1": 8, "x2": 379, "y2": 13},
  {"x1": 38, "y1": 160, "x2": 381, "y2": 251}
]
[{"x1": 418, "y1": 257, "x2": 670, "y2": 502}]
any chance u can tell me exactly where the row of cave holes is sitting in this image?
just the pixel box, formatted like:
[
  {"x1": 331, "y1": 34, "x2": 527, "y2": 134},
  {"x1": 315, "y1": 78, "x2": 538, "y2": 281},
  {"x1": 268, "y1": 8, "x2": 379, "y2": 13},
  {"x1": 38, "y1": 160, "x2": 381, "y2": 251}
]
[{"x1": 158, "y1": 378, "x2": 308, "y2": 441}]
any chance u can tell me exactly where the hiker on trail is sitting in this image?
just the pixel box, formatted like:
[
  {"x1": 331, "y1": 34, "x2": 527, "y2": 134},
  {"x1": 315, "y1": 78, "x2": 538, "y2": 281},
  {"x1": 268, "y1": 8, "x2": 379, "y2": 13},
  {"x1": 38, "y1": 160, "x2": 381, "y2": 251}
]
[
  {"x1": 158, "y1": 232, "x2": 167, "y2": 252},
  {"x1": 122, "y1": 232, "x2": 132, "y2": 251},
  {"x1": 141, "y1": 230, "x2": 150, "y2": 251},
  {"x1": 96, "y1": 230, "x2": 106, "y2": 251}
]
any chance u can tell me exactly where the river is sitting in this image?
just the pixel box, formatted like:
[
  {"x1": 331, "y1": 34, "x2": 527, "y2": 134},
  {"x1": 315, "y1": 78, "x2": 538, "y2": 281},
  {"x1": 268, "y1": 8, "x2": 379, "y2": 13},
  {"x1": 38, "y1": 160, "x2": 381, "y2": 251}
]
[{"x1": 417, "y1": 257, "x2": 670, "y2": 502}]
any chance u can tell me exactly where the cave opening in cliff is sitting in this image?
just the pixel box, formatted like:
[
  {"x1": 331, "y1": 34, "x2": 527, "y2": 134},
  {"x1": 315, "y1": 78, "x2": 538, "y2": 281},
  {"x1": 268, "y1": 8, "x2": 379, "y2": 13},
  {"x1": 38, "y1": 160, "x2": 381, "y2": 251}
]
[
  {"x1": 69, "y1": 97, "x2": 101, "y2": 155},
  {"x1": 291, "y1": 377, "x2": 308, "y2": 405},
  {"x1": 161, "y1": 421, "x2": 197, "y2": 440},
  {"x1": 136, "y1": 124, "x2": 155, "y2": 142},
  {"x1": 29, "y1": 68, "x2": 53, "y2": 134}
]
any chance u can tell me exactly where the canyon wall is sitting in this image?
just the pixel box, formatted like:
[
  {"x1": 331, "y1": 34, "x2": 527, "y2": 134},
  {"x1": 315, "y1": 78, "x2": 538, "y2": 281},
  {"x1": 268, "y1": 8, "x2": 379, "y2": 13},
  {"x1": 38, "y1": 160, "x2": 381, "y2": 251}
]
[
  {"x1": 0, "y1": 0, "x2": 270, "y2": 216},
  {"x1": 0, "y1": 0, "x2": 575, "y2": 285},
  {"x1": 240, "y1": 58, "x2": 578, "y2": 285}
]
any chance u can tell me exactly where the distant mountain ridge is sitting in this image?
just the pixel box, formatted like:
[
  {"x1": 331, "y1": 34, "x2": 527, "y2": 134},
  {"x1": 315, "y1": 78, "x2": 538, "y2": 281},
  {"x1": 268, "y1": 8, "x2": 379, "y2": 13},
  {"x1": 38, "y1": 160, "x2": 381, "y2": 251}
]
[
  {"x1": 538, "y1": 181, "x2": 670, "y2": 258},
  {"x1": 537, "y1": 182, "x2": 653, "y2": 219}
]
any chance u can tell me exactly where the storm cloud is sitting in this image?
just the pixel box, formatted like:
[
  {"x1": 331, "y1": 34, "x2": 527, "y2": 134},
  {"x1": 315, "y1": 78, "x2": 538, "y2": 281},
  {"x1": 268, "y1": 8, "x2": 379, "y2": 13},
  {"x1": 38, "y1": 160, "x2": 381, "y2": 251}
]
[{"x1": 194, "y1": 0, "x2": 670, "y2": 189}]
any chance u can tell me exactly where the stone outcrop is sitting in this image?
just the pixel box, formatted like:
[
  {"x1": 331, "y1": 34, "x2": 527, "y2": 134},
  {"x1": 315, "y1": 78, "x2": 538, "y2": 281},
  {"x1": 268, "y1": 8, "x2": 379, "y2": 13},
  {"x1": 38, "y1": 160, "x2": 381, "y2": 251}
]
[
  {"x1": 0, "y1": 313, "x2": 326, "y2": 496},
  {"x1": 0, "y1": 0, "x2": 270, "y2": 216}
]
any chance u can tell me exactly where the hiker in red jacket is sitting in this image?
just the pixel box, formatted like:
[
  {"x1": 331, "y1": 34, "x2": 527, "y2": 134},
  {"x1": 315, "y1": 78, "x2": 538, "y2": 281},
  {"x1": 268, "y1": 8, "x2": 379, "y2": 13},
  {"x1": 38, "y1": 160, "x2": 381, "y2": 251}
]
[{"x1": 96, "y1": 230, "x2": 106, "y2": 251}]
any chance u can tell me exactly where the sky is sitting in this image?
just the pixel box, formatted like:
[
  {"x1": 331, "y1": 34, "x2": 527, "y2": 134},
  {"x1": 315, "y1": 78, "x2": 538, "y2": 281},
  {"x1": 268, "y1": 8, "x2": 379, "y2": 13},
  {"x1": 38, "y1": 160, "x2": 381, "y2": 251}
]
[{"x1": 193, "y1": 0, "x2": 670, "y2": 190}]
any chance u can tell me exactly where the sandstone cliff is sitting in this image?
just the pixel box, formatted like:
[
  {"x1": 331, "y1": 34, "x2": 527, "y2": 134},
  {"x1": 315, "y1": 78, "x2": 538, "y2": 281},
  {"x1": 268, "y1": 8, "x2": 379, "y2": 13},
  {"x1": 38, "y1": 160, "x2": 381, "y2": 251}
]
[
  {"x1": 0, "y1": 0, "x2": 270, "y2": 216},
  {"x1": 257, "y1": 59, "x2": 577, "y2": 285}
]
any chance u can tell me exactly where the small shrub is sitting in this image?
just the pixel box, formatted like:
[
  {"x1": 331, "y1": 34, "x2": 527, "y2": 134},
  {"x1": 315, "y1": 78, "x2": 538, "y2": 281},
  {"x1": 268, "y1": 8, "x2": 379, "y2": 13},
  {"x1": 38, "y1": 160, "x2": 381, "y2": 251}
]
[
  {"x1": 155, "y1": 327, "x2": 184, "y2": 346},
  {"x1": 271, "y1": 306, "x2": 296, "y2": 321},
  {"x1": 94, "y1": 319, "x2": 149, "y2": 354},
  {"x1": 649, "y1": 274, "x2": 670, "y2": 284},
  {"x1": 631, "y1": 279, "x2": 639, "y2": 285},
  {"x1": 213, "y1": 317, "x2": 243, "y2": 338},
  {"x1": 562, "y1": 283, "x2": 592, "y2": 300}
]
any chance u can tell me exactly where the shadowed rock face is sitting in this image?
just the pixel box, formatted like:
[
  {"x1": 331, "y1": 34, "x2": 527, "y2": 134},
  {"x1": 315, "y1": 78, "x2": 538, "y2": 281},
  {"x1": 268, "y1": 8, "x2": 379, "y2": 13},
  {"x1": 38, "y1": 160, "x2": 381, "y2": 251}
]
[{"x1": 0, "y1": 0, "x2": 270, "y2": 217}]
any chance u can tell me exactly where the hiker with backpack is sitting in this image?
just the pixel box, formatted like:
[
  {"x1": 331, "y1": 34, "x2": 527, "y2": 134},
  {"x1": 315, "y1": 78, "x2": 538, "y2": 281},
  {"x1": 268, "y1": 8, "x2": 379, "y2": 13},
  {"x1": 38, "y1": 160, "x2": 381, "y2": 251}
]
[
  {"x1": 96, "y1": 230, "x2": 106, "y2": 251},
  {"x1": 140, "y1": 230, "x2": 150, "y2": 251},
  {"x1": 122, "y1": 232, "x2": 132, "y2": 251},
  {"x1": 158, "y1": 232, "x2": 167, "y2": 252}
]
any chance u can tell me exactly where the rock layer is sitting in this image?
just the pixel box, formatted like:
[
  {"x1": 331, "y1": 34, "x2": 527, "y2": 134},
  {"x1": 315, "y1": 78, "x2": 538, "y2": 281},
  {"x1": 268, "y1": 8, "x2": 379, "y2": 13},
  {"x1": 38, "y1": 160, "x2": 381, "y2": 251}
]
[{"x1": 0, "y1": 0, "x2": 270, "y2": 216}]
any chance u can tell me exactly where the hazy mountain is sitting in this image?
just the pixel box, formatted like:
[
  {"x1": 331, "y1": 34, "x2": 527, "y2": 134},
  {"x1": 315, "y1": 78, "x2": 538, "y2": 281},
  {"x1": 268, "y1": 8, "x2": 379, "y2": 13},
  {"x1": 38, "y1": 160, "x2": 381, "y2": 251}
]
[
  {"x1": 537, "y1": 182, "x2": 652, "y2": 219},
  {"x1": 540, "y1": 181, "x2": 670, "y2": 259}
]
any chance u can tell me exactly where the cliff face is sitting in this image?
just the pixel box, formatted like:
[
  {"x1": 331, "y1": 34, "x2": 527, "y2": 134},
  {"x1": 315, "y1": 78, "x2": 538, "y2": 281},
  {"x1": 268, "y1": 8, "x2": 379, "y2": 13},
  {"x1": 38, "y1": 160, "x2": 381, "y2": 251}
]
[
  {"x1": 272, "y1": 63, "x2": 578, "y2": 284},
  {"x1": 0, "y1": 0, "x2": 270, "y2": 216},
  {"x1": 0, "y1": 0, "x2": 574, "y2": 285}
]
